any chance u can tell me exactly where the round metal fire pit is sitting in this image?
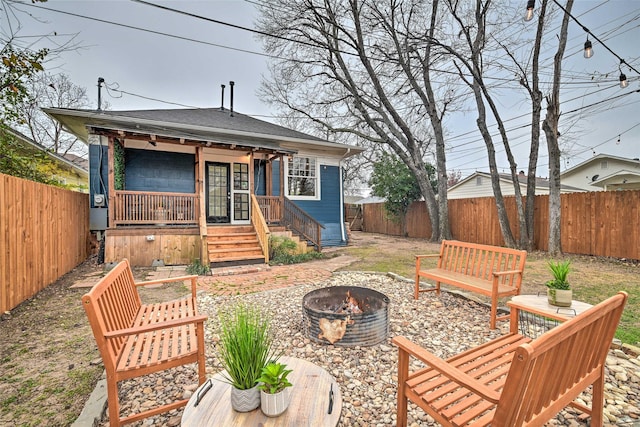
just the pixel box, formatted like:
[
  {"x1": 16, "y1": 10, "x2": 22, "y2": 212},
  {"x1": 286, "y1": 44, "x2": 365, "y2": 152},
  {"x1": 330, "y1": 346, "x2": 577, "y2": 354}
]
[{"x1": 302, "y1": 286, "x2": 389, "y2": 347}]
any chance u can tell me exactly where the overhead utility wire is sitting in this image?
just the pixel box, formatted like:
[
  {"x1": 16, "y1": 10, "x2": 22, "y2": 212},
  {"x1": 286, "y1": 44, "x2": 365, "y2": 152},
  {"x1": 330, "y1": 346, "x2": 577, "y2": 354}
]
[
  {"x1": 16, "y1": 2, "x2": 282, "y2": 59},
  {"x1": 130, "y1": 0, "x2": 323, "y2": 51},
  {"x1": 551, "y1": 0, "x2": 640, "y2": 76}
]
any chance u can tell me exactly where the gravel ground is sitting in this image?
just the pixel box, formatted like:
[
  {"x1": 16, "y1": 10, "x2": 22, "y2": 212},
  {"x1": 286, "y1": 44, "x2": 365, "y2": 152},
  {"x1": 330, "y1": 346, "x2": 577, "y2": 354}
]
[{"x1": 100, "y1": 272, "x2": 640, "y2": 426}]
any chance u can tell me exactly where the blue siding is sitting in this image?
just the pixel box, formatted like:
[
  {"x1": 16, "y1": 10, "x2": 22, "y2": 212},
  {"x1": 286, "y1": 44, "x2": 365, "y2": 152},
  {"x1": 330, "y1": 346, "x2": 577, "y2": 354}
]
[
  {"x1": 89, "y1": 144, "x2": 109, "y2": 208},
  {"x1": 125, "y1": 149, "x2": 195, "y2": 193},
  {"x1": 254, "y1": 159, "x2": 267, "y2": 196},
  {"x1": 272, "y1": 159, "x2": 281, "y2": 197},
  {"x1": 288, "y1": 165, "x2": 345, "y2": 247}
]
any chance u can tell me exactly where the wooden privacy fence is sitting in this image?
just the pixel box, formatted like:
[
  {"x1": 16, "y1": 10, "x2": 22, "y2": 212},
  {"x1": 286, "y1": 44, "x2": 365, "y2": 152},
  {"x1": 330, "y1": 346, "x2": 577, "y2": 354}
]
[
  {"x1": 361, "y1": 189, "x2": 640, "y2": 260},
  {"x1": 0, "y1": 173, "x2": 90, "y2": 312}
]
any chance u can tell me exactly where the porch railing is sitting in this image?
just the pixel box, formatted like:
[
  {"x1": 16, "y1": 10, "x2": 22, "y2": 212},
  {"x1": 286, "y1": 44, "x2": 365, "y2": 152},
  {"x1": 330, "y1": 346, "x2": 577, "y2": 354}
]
[
  {"x1": 112, "y1": 190, "x2": 198, "y2": 225},
  {"x1": 250, "y1": 194, "x2": 270, "y2": 263},
  {"x1": 255, "y1": 195, "x2": 282, "y2": 224},
  {"x1": 283, "y1": 198, "x2": 324, "y2": 251}
]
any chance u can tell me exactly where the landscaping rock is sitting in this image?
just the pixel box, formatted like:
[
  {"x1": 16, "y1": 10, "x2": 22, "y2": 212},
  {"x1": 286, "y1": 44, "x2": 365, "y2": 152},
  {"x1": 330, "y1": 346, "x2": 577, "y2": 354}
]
[{"x1": 97, "y1": 272, "x2": 640, "y2": 426}]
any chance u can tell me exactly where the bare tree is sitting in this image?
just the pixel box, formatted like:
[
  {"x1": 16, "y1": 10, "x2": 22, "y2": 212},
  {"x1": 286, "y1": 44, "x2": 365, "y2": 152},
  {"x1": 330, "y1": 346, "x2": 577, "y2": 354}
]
[
  {"x1": 543, "y1": 0, "x2": 574, "y2": 255},
  {"x1": 256, "y1": 0, "x2": 456, "y2": 241},
  {"x1": 15, "y1": 73, "x2": 90, "y2": 157},
  {"x1": 434, "y1": 0, "x2": 526, "y2": 248}
]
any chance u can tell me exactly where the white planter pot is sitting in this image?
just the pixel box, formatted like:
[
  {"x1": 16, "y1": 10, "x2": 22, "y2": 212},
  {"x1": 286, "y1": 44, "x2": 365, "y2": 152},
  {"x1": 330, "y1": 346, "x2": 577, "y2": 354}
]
[
  {"x1": 260, "y1": 388, "x2": 292, "y2": 417},
  {"x1": 547, "y1": 288, "x2": 572, "y2": 307},
  {"x1": 230, "y1": 384, "x2": 260, "y2": 412}
]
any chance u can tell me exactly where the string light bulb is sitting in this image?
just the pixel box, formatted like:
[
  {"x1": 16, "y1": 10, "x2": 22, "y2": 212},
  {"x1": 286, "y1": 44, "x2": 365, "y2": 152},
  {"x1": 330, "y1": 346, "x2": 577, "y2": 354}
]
[
  {"x1": 524, "y1": 0, "x2": 535, "y2": 21},
  {"x1": 584, "y1": 38, "x2": 593, "y2": 58},
  {"x1": 619, "y1": 72, "x2": 628, "y2": 88}
]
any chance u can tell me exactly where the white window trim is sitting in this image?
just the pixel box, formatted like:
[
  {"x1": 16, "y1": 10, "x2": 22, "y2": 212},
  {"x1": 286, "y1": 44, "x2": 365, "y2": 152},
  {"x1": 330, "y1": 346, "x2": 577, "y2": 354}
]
[
  {"x1": 231, "y1": 162, "x2": 251, "y2": 224},
  {"x1": 284, "y1": 155, "x2": 321, "y2": 201}
]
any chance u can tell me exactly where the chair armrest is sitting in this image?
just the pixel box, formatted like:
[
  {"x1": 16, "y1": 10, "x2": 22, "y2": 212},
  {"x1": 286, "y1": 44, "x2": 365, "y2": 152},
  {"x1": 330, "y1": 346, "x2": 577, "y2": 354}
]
[
  {"x1": 415, "y1": 254, "x2": 440, "y2": 260},
  {"x1": 492, "y1": 269, "x2": 523, "y2": 277},
  {"x1": 392, "y1": 336, "x2": 500, "y2": 403},
  {"x1": 135, "y1": 275, "x2": 199, "y2": 298},
  {"x1": 104, "y1": 314, "x2": 208, "y2": 339}
]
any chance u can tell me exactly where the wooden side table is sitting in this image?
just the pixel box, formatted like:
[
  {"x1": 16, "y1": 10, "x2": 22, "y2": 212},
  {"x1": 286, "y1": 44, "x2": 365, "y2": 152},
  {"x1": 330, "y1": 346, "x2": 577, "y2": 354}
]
[
  {"x1": 181, "y1": 356, "x2": 342, "y2": 426},
  {"x1": 508, "y1": 294, "x2": 593, "y2": 338}
]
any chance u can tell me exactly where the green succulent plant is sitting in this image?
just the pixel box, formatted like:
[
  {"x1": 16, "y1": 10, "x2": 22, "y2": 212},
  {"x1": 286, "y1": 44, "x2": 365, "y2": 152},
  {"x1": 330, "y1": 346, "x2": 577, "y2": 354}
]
[{"x1": 257, "y1": 362, "x2": 292, "y2": 394}]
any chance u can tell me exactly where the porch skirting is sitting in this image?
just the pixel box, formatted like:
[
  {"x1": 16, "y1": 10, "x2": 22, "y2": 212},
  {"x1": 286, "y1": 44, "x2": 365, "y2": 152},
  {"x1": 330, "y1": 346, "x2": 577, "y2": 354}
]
[{"x1": 104, "y1": 227, "x2": 200, "y2": 267}]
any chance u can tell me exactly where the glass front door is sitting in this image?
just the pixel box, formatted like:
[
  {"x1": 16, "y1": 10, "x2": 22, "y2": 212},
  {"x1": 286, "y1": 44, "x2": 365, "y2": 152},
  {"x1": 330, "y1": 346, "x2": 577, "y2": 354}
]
[{"x1": 206, "y1": 162, "x2": 230, "y2": 223}]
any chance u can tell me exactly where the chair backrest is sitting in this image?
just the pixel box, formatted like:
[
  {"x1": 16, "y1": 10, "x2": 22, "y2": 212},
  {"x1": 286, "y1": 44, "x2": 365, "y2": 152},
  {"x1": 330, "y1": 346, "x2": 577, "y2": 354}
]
[
  {"x1": 81, "y1": 259, "x2": 141, "y2": 371},
  {"x1": 438, "y1": 240, "x2": 527, "y2": 288},
  {"x1": 494, "y1": 291, "x2": 628, "y2": 426}
]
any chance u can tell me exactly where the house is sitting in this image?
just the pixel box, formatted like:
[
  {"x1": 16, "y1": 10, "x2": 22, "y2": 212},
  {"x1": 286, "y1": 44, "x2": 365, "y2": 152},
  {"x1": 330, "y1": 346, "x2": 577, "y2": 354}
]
[
  {"x1": 447, "y1": 171, "x2": 583, "y2": 199},
  {"x1": 560, "y1": 153, "x2": 640, "y2": 191},
  {"x1": 1, "y1": 127, "x2": 88, "y2": 192},
  {"x1": 44, "y1": 105, "x2": 363, "y2": 267}
]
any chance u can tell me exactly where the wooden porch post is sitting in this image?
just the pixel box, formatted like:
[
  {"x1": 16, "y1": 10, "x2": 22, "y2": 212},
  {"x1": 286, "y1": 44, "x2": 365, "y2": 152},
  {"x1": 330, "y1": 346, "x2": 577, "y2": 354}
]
[
  {"x1": 266, "y1": 157, "x2": 273, "y2": 196},
  {"x1": 196, "y1": 146, "x2": 208, "y2": 265},
  {"x1": 249, "y1": 153, "x2": 255, "y2": 194},
  {"x1": 279, "y1": 154, "x2": 285, "y2": 206},
  {"x1": 107, "y1": 137, "x2": 116, "y2": 229}
]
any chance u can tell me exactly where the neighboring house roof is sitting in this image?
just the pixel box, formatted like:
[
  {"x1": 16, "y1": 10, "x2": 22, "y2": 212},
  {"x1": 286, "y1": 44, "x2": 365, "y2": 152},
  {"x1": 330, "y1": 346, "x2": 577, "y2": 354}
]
[
  {"x1": 561, "y1": 153, "x2": 640, "y2": 177},
  {"x1": 560, "y1": 153, "x2": 640, "y2": 191},
  {"x1": 353, "y1": 196, "x2": 386, "y2": 204},
  {"x1": 1, "y1": 127, "x2": 89, "y2": 192},
  {"x1": 344, "y1": 195, "x2": 364, "y2": 204},
  {"x1": 61, "y1": 152, "x2": 89, "y2": 171},
  {"x1": 2, "y1": 127, "x2": 88, "y2": 175},
  {"x1": 448, "y1": 171, "x2": 583, "y2": 198},
  {"x1": 43, "y1": 107, "x2": 364, "y2": 158}
]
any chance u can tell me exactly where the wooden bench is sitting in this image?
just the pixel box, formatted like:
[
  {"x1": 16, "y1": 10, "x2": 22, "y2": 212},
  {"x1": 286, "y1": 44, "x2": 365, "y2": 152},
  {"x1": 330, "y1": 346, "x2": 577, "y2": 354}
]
[
  {"x1": 82, "y1": 259, "x2": 207, "y2": 427},
  {"x1": 415, "y1": 240, "x2": 527, "y2": 329},
  {"x1": 393, "y1": 291, "x2": 627, "y2": 427}
]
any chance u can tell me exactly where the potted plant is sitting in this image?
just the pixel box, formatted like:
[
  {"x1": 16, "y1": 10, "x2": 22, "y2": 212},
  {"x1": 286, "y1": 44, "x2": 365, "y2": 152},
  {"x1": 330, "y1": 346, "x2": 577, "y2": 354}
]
[
  {"x1": 258, "y1": 362, "x2": 293, "y2": 417},
  {"x1": 546, "y1": 260, "x2": 572, "y2": 307},
  {"x1": 216, "y1": 303, "x2": 277, "y2": 412}
]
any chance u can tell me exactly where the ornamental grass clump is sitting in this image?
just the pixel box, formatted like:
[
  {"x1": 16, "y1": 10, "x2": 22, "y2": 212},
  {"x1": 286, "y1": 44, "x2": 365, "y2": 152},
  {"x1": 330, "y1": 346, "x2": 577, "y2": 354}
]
[
  {"x1": 546, "y1": 260, "x2": 571, "y2": 290},
  {"x1": 216, "y1": 303, "x2": 278, "y2": 390}
]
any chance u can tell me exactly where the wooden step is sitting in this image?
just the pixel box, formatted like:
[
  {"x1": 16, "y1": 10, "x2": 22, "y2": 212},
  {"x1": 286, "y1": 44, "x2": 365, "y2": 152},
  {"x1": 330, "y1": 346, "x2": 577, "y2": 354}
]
[
  {"x1": 205, "y1": 225, "x2": 265, "y2": 265},
  {"x1": 207, "y1": 225, "x2": 255, "y2": 234},
  {"x1": 207, "y1": 239, "x2": 260, "y2": 250},
  {"x1": 208, "y1": 248, "x2": 262, "y2": 260},
  {"x1": 207, "y1": 232, "x2": 258, "y2": 242}
]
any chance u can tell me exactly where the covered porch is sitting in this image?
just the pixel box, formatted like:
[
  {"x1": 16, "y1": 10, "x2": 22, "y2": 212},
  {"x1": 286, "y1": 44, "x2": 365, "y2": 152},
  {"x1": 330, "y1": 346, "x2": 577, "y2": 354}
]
[{"x1": 98, "y1": 130, "x2": 323, "y2": 266}]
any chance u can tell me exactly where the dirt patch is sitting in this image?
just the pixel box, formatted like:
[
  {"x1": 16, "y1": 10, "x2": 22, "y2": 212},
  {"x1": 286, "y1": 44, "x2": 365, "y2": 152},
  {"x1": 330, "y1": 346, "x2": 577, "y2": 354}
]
[{"x1": 0, "y1": 256, "x2": 187, "y2": 427}]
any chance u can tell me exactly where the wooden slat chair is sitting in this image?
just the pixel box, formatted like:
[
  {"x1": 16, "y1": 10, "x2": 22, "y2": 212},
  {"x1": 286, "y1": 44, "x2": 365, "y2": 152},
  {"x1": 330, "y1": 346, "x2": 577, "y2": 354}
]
[
  {"x1": 393, "y1": 292, "x2": 628, "y2": 427},
  {"x1": 82, "y1": 259, "x2": 207, "y2": 426}
]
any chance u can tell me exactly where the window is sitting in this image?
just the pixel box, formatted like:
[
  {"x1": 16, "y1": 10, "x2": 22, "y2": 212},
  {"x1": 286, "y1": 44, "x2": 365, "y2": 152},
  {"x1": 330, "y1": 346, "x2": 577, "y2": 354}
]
[
  {"x1": 233, "y1": 193, "x2": 249, "y2": 221},
  {"x1": 476, "y1": 176, "x2": 482, "y2": 186},
  {"x1": 233, "y1": 163, "x2": 249, "y2": 190},
  {"x1": 287, "y1": 156, "x2": 318, "y2": 198}
]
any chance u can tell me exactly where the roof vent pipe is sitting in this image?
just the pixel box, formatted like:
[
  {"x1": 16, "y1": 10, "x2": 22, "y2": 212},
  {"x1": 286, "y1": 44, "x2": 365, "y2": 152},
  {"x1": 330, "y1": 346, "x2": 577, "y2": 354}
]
[
  {"x1": 97, "y1": 77, "x2": 105, "y2": 111},
  {"x1": 220, "y1": 84, "x2": 226, "y2": 111},
  {"x1": 229, "y1": 81, "x2": 235, "y2": 117}
]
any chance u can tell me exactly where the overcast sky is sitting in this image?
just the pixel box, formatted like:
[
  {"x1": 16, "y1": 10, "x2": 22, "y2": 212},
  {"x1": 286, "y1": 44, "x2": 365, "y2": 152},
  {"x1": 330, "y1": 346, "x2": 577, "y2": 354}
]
[{"x1": 5, "y1": 0, "x2": 640, "y2": 175}]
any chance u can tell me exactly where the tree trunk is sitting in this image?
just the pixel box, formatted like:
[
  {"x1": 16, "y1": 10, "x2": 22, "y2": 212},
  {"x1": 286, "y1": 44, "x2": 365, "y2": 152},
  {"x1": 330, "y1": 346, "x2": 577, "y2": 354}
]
[{"x1": 544, "y1": 0, "x2": 573, "y2": 255}]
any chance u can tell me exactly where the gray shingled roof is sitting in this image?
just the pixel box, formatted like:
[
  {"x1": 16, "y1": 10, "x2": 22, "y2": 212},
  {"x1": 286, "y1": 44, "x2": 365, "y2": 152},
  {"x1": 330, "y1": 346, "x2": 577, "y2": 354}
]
[{"x1": 98, "y1": 108, "x2": 326, "y2": 142}]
